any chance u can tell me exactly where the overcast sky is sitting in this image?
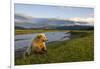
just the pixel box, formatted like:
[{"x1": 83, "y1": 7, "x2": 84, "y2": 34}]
[{"x1": 15, "y1": 4, "x2": 94, "y2": 19}]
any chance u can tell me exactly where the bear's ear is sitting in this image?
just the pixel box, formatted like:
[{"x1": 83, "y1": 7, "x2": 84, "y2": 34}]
[{"x1": 36, "y1": 35, "x2": 42, "y2": 39}]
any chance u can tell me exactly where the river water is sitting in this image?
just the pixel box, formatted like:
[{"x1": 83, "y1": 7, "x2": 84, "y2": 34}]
[{"x1": 15, "y1": 32, "x2": 71, "y2": 50}]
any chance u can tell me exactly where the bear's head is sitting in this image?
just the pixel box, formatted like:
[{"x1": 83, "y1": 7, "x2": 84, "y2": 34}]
[{"x1": 36, "y1": 33, "x2": 48, "y2": 42}]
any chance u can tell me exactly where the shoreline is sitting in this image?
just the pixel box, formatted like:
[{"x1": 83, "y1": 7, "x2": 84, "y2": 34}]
[
  {"x1": 15, "y1": 30, "x2": 93, "y2": 58},
  {"x1": 15, "y1": 29, "x2": 70, "y2": 35}
]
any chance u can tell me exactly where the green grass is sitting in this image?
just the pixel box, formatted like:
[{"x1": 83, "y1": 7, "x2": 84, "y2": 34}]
[
  {"x1": 15, "y1": 29, "x2": 69, "y2": 35},
  {"x1": 15, "y1": 30, "x2": 94, "y2": 65}
]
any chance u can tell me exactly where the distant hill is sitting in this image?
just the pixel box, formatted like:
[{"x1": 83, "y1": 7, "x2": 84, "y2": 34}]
[
  {"x1": 15, "y1": 25, "x2": 94, "y2": 30},
  {"x1": 15, "y1": 14, "x2": 94, "y2": 30},
  {"x1": 15, "y1": 26, "x2": 27, "y2": 30},
  {"x1": 55, "y1": 25, "x2": 94, "y2": 30}
]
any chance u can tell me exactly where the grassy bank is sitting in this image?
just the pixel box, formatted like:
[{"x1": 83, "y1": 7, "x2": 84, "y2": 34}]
[
  {"x1": 15, "y1": 30, "x2": 94, "y2": 65},
  {"x1": 15, "y1": 29, "x2": 69, "y2": 35}
]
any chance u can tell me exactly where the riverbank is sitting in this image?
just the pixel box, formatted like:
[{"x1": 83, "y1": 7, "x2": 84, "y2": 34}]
[
  {"x1": 15, "y1": 29, "x2": 70, "y2": 35},
  {"x1": 15, "y1": 30, "x2": 94, "y2": 65}
]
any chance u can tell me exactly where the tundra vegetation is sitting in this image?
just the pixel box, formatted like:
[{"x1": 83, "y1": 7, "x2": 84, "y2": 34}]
[{"x1": 15, "y1": 30, "x2": 94, "y2": 65}]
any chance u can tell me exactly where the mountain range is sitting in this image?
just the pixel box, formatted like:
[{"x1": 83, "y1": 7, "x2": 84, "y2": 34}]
[{"x1": 15, "y1": 14, "x2": 94, "y2": 30}]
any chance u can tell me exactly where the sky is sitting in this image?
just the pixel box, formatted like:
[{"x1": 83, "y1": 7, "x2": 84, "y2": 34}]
[{"x1": 14, "y1": 3, "x2": 94, "y2": 19}]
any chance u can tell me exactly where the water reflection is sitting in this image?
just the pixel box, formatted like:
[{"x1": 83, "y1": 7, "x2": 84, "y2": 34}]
[{"x1": 15, "y1": 32, "x2": 71, "y2": 50}]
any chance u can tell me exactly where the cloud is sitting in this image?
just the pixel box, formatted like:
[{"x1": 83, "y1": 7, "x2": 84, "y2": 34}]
[
  {"x1": 67, "y1": 17, "x2": 94, "y2": 24},
  {"x1": 15, "y1": 13, "x2": 34, "y2": 23},
  {"x1": 15, "y1": 13, "x2": 34, "y2": 21},
  {"x1": 87, "y1": 13, "x2": 94, "y2": 17},
  {"x1": 15, "y1": 13, "x2": 94, "y2": 26}
]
